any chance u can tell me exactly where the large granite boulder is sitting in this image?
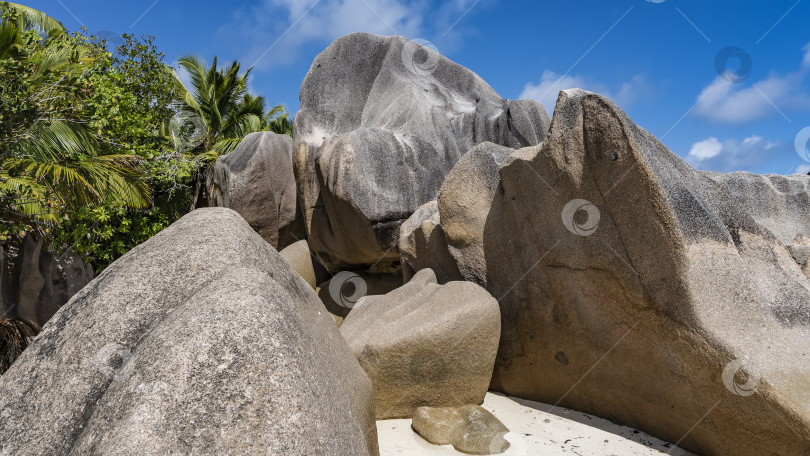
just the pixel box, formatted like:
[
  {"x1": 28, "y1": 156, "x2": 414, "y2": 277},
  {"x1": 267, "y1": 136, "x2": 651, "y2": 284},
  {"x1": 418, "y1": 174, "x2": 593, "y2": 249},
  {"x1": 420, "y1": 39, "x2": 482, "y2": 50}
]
[
  {"x1": 0, "y1": 208, "x2": 379, "y2": 456},
  {"x1": 421, "y1": 89, "x2": 810, "y2": 455},
  {"x1": 294, "y1": 33, "x2": 550, "y2": 271},
  {"x1": 279, "y1": 240, "x2": 318, "y2": 289},
  {"x1": 208, "y1": 131, "x2": 305, "y2": 250},
  {"x1": 700, "y1": 171, "x2": 810, "y2": 245},
  {"x1": 436, "y1": 142, "x2": 515, "y2": 285},
  {"x1": 702, "y1": 171, "x2": 810, "y2": 275},
  {"x1": 340, "y1": 268, "x2": 500, "y2": 419},
  {"x1": 0, "y1": 235, "x2": 93, "y2": 327}
]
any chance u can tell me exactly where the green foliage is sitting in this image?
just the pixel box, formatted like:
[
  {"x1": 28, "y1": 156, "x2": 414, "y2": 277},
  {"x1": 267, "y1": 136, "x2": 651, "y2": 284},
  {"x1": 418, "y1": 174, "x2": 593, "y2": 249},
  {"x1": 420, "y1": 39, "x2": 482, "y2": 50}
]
[
  {"x1": 1, "y1": 5, "x2": 292, "y2": 272},
  {"x1": 173, "y1": 56, "x2": 293, "y2": 153},
  {"x1": 0, "y1": 6, "x2": 151, "y2": 244},
  {"x1": 49, "y1": 33, "x2": 199, "y2": 271},
  {"x1": 172, "y1": 55, "x2": 292, "y2": 209},
  {"x1": 0, "y1": 2, "x2": 64, "y2": 37},
  {"x1": 266, "y1": 113, "x2": 293, "y2": 137}
]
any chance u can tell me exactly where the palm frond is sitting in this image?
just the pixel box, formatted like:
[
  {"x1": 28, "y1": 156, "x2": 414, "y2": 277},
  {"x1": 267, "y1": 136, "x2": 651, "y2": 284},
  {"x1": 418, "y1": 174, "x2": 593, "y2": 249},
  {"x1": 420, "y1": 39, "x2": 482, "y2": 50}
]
[
  {"x1": 209, "y1": 138, "x2": 244, "y2": 157},
  {"x1": 6, "y1": 120, "x2": 151, "y2": 210},
  {"x1": 0, "y1": 2, "x2": 64, "y2": 36},
  {"x1": 0, "y1": 21, "x2": 22, "y2": 59}
]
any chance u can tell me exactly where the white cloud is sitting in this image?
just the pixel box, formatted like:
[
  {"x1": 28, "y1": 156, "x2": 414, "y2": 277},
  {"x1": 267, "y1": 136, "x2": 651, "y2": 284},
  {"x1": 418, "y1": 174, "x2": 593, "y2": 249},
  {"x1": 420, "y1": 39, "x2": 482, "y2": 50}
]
[
  {"x1": 693, "y1": 43, "x2": 810, "y2": 124},
  {"x1": 686, "y1": 135, "x2": 779, "y2": 172},
  {"x1": 518, "y1": 71, "x2": 651, "y2": 114},
  {"x1": 688, "y1": 137, "x2": 723, "y2": 160},
  {"x1": 222, "y1": 0, "x2": 491, "y2": 70},
  {"x1": 795, "y1": 163, "x2": 810, "y2": 174}
]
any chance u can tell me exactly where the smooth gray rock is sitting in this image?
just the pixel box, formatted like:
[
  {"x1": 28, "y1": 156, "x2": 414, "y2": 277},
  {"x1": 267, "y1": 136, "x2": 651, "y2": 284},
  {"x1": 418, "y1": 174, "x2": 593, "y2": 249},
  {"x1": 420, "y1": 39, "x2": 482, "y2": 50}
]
[
  {"x1": 0, "y1": 236, "x2": 93, "y2": 327},
  {"x1": 9, "y1": 235, "x2": 44, "y2": 325},
  {"x1": 36, "y1": 249, "x2": 94, "y2": 325},
  {"x1": 412, "y1": 405, "x2": 510, "y2": 455},
  {"x1": 437, "y1": 142, "x2": 515, "y2": 285},
  {"x1": 0, "y1": 248, "x2": 8, "y2": 316},
  {"x1": 279, "y1": 240, "x2": 317, "y2": 289},
  {"x1": 340, "y1": 268, "x2": 500, "y2": 419},
  {"x1": 294, "y1": 33, "x2": 550, "y2": 271},
  {"x1": 423, "y1": 89, "x2": 810, "y2": 456},
  {"x1": 0, "y1": 208, "x2": 379, "y2": 456},
  {"x1": 399, "y1": 201, "x2": 461, "y2": 284},
  {"x1": 209, "y1": 131, "x2": 305, "y2": 250}
]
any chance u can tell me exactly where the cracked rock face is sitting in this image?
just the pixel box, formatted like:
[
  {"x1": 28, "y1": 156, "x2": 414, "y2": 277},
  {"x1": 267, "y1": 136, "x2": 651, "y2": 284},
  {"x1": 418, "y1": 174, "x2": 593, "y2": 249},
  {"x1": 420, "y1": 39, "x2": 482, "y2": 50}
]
[
  {"x1": 423, "y1": 89, "x2": 810, "y2": 456},
  {"x1": 0, "y1": 209, "x2": 379, "y2": 456},
  {"x1": 293, "y1": 32, "x2": 550, "y2": 272}
]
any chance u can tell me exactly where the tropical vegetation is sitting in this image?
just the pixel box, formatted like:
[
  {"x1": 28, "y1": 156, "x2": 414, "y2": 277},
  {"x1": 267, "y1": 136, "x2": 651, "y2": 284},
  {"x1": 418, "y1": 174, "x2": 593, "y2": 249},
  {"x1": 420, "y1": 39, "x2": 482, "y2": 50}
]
[
  {"x1": 171, "y1": 55, "x2": 290, "y2": 209},
  {"x1": 0, "y1": 2, "x2": 292, "y2": 271}
]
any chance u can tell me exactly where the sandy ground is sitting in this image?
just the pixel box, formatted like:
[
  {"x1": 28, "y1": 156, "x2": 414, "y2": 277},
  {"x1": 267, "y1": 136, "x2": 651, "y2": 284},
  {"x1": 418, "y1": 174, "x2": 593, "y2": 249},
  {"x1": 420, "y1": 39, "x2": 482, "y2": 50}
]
[{"x1": 377, "y1": 392, "x2": 697, "y2": 456}]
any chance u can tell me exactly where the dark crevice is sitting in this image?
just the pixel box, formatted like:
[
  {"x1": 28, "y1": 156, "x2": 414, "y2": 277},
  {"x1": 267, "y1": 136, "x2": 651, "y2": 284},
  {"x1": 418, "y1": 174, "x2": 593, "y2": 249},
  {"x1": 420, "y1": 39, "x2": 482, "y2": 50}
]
[{"x1": 506, "y1": 107, "x2": 532, "y2": 148}]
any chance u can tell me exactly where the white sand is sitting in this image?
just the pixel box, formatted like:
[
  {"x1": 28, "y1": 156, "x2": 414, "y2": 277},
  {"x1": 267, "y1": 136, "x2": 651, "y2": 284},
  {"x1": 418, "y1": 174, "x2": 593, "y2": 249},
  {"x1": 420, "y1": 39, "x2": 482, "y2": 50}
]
[{"x1": 377, "y1": 392, "x2": 697, "y2": 456}]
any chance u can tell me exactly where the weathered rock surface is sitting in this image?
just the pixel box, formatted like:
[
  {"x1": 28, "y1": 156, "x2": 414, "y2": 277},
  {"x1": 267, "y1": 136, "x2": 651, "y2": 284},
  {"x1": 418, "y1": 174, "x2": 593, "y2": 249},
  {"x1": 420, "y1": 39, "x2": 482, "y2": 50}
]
[
  {"x1": 702, "y1": 171, "x2": 810, "y2": 246},
  {"x1": 36, "y1": 249, "x2": 95, "y2": 324},
  {"x1": 0, "y1": 236, "x2": 93, "y2": 327},
  {"x1": 209, "y1": 131, "x2": 304, "y2": 250},
  {"x1": 437, "y1": 142, "x2": 516, "y2": 285},
  {"x1": 340, "y1": 268, "x2": 500, "y2": 419},
  {"x1": 703, "y1": 171, "x2": 810, "y2": 277},
  {"x1": 422, "y1": 89, "x2": 810, "y2": 455},
  {"x1": 294, "y1": 32, "x2": 550, "y2": 271},
  {"x1": 789, "y1": 235, "x2": 810, "y2": 280},
  {"x1": 0, "y1": 208, "x2": 378, "y2": 456},
  {"x1": 399, "y1": 201, "x2": 462, "y2": 284},
  {"x1": 279, "y1": 240, "x2": 317, "y2": 289},
  {"x1": 411, "y1": 405, "x2": 510, "y2": 455}
]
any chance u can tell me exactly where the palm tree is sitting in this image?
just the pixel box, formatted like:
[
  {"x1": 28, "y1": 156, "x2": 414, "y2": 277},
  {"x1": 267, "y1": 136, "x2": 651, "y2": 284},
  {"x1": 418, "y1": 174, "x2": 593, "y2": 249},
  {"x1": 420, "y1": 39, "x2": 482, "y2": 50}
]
[
  {"x1": 265, "y1": 109, "x2": 293, "y2": 137},
  {"x1": 171, "y1": 55, "x2": 289, "y2": 208},
  {"x1": 0, "y1": 4, "x2": 150, "y2": 231},
  {"x1": 0, "y1": 2, "x2": 63, "y2": 37},
  {"x1": 1, "y1": 121, "x2": 150, "y2": 224}
]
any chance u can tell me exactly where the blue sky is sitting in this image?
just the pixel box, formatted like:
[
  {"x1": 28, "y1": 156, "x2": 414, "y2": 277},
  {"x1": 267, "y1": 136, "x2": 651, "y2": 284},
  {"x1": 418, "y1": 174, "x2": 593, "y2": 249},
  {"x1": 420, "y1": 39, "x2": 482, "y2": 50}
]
[{"x1": 24, "y1": 0, "x2": 810, "y2": 174}]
